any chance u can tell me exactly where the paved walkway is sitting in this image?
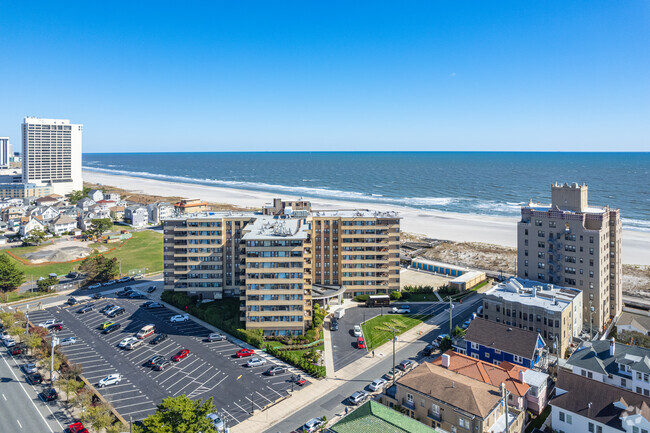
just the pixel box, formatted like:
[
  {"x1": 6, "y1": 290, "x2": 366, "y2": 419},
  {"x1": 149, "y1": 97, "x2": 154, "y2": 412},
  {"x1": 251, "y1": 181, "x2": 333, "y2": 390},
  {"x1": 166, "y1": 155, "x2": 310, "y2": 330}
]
[{"x1": 232, "y1": 298, "x2": 481, "y2": 433}]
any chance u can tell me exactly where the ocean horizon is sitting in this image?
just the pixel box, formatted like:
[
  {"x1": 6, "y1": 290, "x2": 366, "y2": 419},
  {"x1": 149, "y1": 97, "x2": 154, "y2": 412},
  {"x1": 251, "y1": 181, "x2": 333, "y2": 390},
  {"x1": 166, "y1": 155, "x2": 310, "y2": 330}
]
[{"x1": 82, "y1": 151, "x2": 650, "y2": 232}]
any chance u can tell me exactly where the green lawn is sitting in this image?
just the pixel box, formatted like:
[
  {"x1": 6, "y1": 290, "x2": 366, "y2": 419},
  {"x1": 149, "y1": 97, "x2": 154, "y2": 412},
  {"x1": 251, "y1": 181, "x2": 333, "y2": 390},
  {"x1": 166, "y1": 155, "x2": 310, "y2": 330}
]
[
  {"x1": 361, "y1": 314, "x2": 423, "y2": 351},
  {"x1": 5, "y1": 290, "x2": 58, "y2": 303},
  {"x1": 405, "y1": 293, "x2": 439, "y2": 302}
]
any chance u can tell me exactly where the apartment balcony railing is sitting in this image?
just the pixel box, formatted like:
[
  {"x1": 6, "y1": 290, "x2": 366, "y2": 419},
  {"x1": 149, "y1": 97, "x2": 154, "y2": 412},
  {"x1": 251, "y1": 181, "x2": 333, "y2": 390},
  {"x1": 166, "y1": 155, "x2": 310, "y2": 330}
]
[{"x1": 427, "y1": 411, "x2": 442, "y2": 422}]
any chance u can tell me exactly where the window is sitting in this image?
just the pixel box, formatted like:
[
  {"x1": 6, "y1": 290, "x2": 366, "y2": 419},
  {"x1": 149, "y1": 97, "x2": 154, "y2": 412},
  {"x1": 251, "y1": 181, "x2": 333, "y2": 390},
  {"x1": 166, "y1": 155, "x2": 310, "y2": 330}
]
[
  {"x1": 431, "y1": 403, "x2": 440, "y2": 415},
  {"x1": 621, "y1": 378, "x2": 627, "y2": 387},
  {"x1": 559, "y1": 412, "x2": 565, "y2": 422},
  {"x1": 513, "y1": 355, "x2": 524, "y2": 364},
  {"x1": 406, "y1": 393, "x2": 413, "y2": 404},
  {"x1": 566, "y1": 414, "x2": 572, "y2": 424},
  {"x1": 459, "y1": 418, "x2": 470, "y2": 429},
  {"x1": 588, "y1": 423, "x2": 594, "y2": 433},
  {"x1": 471, "y1": 342, "x2": 479, "y2": 350}
]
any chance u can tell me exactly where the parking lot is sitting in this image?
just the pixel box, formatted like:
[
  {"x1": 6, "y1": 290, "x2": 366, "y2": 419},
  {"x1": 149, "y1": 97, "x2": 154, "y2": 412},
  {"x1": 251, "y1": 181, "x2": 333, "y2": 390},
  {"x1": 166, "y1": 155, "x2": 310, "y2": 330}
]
[
  {"x1": 27, "y1": 292, "x2": 308, "y2": 425},
  {"x1": 330, "y1": 303, "x2": 449, "y2": 371}
]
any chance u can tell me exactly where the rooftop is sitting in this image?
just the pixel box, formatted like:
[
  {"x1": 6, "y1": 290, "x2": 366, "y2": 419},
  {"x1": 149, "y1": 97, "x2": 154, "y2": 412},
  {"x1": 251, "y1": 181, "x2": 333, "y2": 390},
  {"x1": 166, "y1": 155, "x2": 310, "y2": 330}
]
[
  {"x1": 311, "y1": 209, "x2": 400, "y2": 219},
  {"x1": 565, "y1": 339, "x2": 650, "y2": 377},
  {"x1": 484, "y1": 277, "x2": 581, "y2": 312},
  {"x1": 411, "y1": 256, "x2": 469, "y2": 272},
  {"x1": 242, "y1": 216, "x2": 309, "y2": 240},
  {"x1": 330, "y1": 400, "x2": 437, "y2": 433},
  {"x1": 464, "y1": 318, "x2": 545, "y2": 360},
  {"x1": 397, "y1": 362, "x2": 502, "y2": 419},
  {"x1": 617, "y1": 311, "x2": 650, "y2": 335},
  {"x1": 551, "y1": 370, "x2": 650, "y2": 430}
]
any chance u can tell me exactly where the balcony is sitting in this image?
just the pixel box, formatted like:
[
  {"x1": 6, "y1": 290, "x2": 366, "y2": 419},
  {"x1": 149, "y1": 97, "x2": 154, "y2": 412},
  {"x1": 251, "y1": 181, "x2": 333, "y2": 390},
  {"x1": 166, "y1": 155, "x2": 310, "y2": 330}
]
[{"x1": 427, "y1": 411, "x2": 441, "y2": 422}]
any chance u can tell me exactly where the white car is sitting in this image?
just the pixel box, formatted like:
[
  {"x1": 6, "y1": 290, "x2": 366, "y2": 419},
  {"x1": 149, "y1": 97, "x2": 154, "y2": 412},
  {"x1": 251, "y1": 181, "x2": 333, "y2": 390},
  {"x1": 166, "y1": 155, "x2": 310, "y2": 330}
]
[
  {"x1": 246, "y1": 357, "x2": 267, "y2": 368},
  {"x1": 3, "y1": 338, "x2": 16, "y2": 347},
  {"x1": 38, "y1": 319, "x2": 61, "y2": 328},
  {"x1": 301, "y1": 418, "x2": 324, "y2": 433},
  {"x1": 102, "y1": 280, "x2": 117, "y2": 286},
  {"x1": 59, "y1": 337, "x2": 77, "y2": 346},
  {"x1": 369, "y1": 378, "x2": 387, "y2": 391},
  {"x1": 170, "y1": 314, "x2": 190, "y2": 323},
  {"x1": 87, "y1": 283, "x2": 102, "y2": 289},
  {"x1": 353, "y1": 325, "x2": 362, "y2": 337},
  {"x1": 97, "y1": 373, "x2": 122, "y2": 388},
  {"x1": 119, "y1": 276, "x2": 131, "y2": 283},
  {"x1": 392, "y1": 305, "x2": 411, "y2": 314},
  {"x1": 119, "y1": 337, "x2": 139, "y2": 348},
  {"x1": 206, "y1": 413, "x2": 224, "y2": 432}
]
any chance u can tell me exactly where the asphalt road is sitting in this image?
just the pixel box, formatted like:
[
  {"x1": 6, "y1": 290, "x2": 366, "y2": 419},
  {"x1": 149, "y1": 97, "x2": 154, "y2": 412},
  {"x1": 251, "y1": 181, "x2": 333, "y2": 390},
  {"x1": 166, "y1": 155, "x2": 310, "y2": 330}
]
[
  {"x1": 263, "y1": 296, "x2": 482, "y2": 433},
  {"x1": 0, "y1": 345, "x2": 69, "y2": 432}
]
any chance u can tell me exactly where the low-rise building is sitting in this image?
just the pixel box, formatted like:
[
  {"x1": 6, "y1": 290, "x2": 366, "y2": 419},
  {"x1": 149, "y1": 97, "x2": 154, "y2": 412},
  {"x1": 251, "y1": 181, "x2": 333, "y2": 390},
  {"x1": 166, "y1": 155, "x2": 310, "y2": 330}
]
[
  {"x1": 449, "y1": 270, "x2": 486, "y2": 291},
  {"x1": 482, "y1": 277, "x2": 583, "y2": 356},
  {"x1": 411, "y1": 257, "x2": 469, "y2": 278},
  {"x1": 0, "y1": 183, "x2": 53, "y2": 199},
  {"x1": 263, "y1": 197, "x2": 312, "y2": 216},
  {"x1": 48, "y1": 215, "x2": 78, "y2": 235},
  {"x1": 87, "y1": 189, "x2": 104, "y2": 202},
  {"x1": 617, "y1": 312, "x2": 650, "y2": 336},
  {"x1": 19, "y1": 216, "x2": 45, "y2": 236},
  {"x1": 174, "y1": 198, "x2": 208, "y2": 214},
  {"x1": 379, "y1": 362, "x2": 525, "y2": 433},
  {"x1": 564, "y1": 338, "x2": 650, "y2": 397},
  {"x1": 329, "y1": 400, "x2": 438, "y2": 433},
  {"x1": 124, "y1": 206, "x2": 148, "y2": 227},
  {"x1": 463, "y1": 318, "x2": 547, "y2": 369},
  {"x1": 76, "y1": 198, "x2": 95, "y2": 210},
  {"x1": 104, "y1": 192, "x2": 120, "y2": 202},
  {"x1": 109, "y1": 206, "x2": 124, "y2": 220},
  {"x1": 550, "y1": 370, "x2": 650, "y2": 433},
  {"x1": 148, "y1": 202, "x2": 174, "y2": 224}
]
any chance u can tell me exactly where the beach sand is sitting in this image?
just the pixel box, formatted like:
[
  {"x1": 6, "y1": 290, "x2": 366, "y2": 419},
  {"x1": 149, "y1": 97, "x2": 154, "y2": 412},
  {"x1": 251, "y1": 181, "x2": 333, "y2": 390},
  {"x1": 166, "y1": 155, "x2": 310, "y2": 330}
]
[{"x1": 84, "y1": 170, "x2": 650, "y2": 265}]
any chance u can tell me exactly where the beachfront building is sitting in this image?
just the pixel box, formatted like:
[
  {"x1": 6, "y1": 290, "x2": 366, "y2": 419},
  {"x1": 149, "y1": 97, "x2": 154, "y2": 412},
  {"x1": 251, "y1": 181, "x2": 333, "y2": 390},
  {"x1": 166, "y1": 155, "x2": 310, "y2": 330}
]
[
  {"x1": 162, "y1": 202, "x2": 400, "y2": 334},
  {"x1": 517, "y1": 182, "x2": 622, "y2": 333},
  {"x1": 174, "y1": 198, "x2": 208, "y2": 214},
  {"x1": 482, "y1": 277, "x2": 583, "y2": 356},
  {"x1": 0, "y1": 182, "x2": 53, "y2": 199},
  {"x1": 0, "y1": 137, "x2": 13, "y2": 167},
  {"x1": 263, "y1": 197, "x2": 311, "y2": 216},
  {"x1": 124, "y1": 206, "x2": 148, "y2": 227},
  {"x1": 21, "y1": 117, "x2": 83, "y2": 195}
]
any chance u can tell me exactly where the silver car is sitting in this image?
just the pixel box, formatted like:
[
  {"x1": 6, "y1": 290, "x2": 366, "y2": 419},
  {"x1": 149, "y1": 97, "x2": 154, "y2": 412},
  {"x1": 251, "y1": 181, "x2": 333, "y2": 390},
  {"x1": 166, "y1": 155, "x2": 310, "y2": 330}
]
[{"x1": 59, "y1": 337, "x2": 77, "y2": 346}]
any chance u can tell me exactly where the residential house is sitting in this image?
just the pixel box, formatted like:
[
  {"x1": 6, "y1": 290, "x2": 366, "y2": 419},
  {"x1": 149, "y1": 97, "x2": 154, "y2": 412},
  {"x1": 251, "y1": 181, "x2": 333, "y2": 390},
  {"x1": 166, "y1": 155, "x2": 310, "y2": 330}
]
[
  {"x1": 104, "y1": 192, "x2": 120, "y2": 202},
  {"x1": 48, "y1": 215, "x2": 78, "y2": 235},
  {"x1": 551, "y1": 370, "x2": 650, "y2": 433},
  {"x1": 124, "y1": 206, "x2": 148, "y2": 227},
  {"x1": 379, "y1": 362, "x2": 525, "y2": 433},
  {"x1": 77, "y1": 198, "x2": 95, "y2": 210},
  {"x1": 109, "y1": 206, "x2": 124, "y2": 221},
  {"x1": 564, "y1": 339, "x2": 650, "y2": 397},
  {"x1": 617, "y1": 312, "x2": 650, "y2": 336},
  {"x1": 19, "y1": 216, "x2": 45, "y2": 236},
  {"x1": 432, "y1": 352, "x2": 530, "y2": 413},
  {"x1": 87, "y1": 189, "x2": 104, "y2": 202},
  {"x1": 147, "y1": 202, "x2": 174, "y2": 224},
  {"x1": 34, "y1": 195, "x2": 61, "y2": 207},
  {"x1": 32, "y1": 206, "x2": 61, "y2": 222},
  {"x1": 173, "y1": 198, "x2": 208, "y2": 214},
  {"x1": 463, "y1": 318, "x2": 547, "y2": 369},
  {"x1": 329, "y1": 400, "x2": 438, "y2": 433},
  {"x1": 506, "y1": 364, "x2": 550, "y2": 416},
  {"x1": 2, "y1": 206, "x2": 24, "y2": 223}
]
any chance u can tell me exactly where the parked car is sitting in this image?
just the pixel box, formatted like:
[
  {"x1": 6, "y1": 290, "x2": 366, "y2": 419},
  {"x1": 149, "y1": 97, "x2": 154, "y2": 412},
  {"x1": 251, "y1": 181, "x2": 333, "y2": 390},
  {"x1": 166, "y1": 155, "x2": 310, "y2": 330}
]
[
  {"x1": 102, "y1": 280, "x2": 117, "y2": 286},
  {"x1": 434, "y1": 334, "x2": 450, "y2": 347},
  {"x1": 206, "y1": 333, "x2": 226, "y2": 342},
  {"x1": 368, "y1": 378, "x2": 387, "y2": 392},
  {"x1": 59, "y1": 337, "x2": 77, "y2": 346},
  {"x1": 153, "y1": 359, "x2": 172, "y2": 371},
  {"x1": 348, "y1": 390, "x2": 368, "y2": 405},
  {"x1": 3, "y1": 338, "x2": 16, "y2": 347},
  {"x1": 205, "y1": 413, "x2": 224, "y2": 432},
  {"x1": 136, "y1": 325, "x2": 156, "y2": 339},
  {"x1": 170, "y1": 314, "x2": 190, "y2": 323},
  {"x1": 145, "y1": 355, "x2": 165, "y2": 367},
  {"x1": 357, "y1": 337, "x2": 366, "y2": 349},
  {"x1": 119, "y1": 276, "x2": 131, "y2": 283},
  {"x1": 100, "y1": 304, "x2": 115, "y2": 314},
  {"x1": 66, "y1": 297, "x2": 78, "y2": 306},
  {"x1": 26, "y1": 372, "x2": 43, "y2": 385},
  {"x1": 99, "y1": 321, "x2": 115, "y2": 330},
  {"x1": 300, "y1": 418, "x2": 324, "y2": 433},
  {"x1": 265, "y1": 366, "x2": 287, "y2": 376},
  {"x1": 384, "y1": 369, "x2": 400, "y2": 380},
  {"x1": 235, "y1": 348, "x2": 255, "y2": 358},
  {"x1": 10, "y1": 346, "x2": 22, "y2": 356},
  {"x1": 86, "y1": 283, "x2": 101, "y2": 289},
  {"x1": 422, "y1": 344, "x2": 435, "y2": 356},
  {"x1": 38, "y1": 319, "x2": 61, "y2": 328},
  {"x1": 116, "y1": 288, "x2": 133, "y2": 297},
  {"x1": 145, "y1": 302, "x2": 163, "y2": 309},
  {"x1": 21, "y1": 363, "x2": 38, "y2": 374},
  {"x1": 119, "y1": 337, "x2": 139, "y2": 348},
  {"x1": 146, "y1": 285, "x2": 157, "y2": 293},
  {"x1": 97, "y1": 373, "x2": 122, "y2": 388},
  {"x1": 330, "y1": 319, "x2": 339, "y2": 331},
  {"x1": 172, "y1": 349, "x2": 190, "y2": 362},
  {"x1": 127, "y1": 291, "x2": 145, "y2": 299},
  {"x1": 107, "y1": 307, "x2": 125, "y2": 318},
  {"x1": 77, "y1": 304, "x2": 93, "y2": 314},
  {"x1": 140, "y1": 301, "x2": 154, "y2": 308},
  {"x1": 246, "y1": 357, "x2": 267, "y2": 368},
  {"x1": 353, "y1": 325, "x2": 362, "y2": 337},
  {"x1": 391, "y1": 305, "x2": 411, "y2": 314},
  {"x1": 150, "y1": 333, "x2": 168, "y2": 345},
  {"x1": 48, "y1": 323, "x2": 63, "y2": 332},
  {"x1": 91, "y1": 293, "x2": 104, "y2": 300},
  {"x1": 125, "y1": 340, "x2": 142, "y2": 350},
  {"x1": 67, "y1": 271, "x2": 79, "y2": 279},
  {"x1": 462, "y1": 319, "x2": 472, "y2": 329},
  {"x1": 39, "y1": 388, "x2": 58, "y2": 402},
  {"x1": 102, "y1": 323, "x2": 121, "y2": 334},
  {"x1": 67, "y1": 422, "x2": 90, "y2": 433},
  {"x1": 396, "y1": 359, "x2": 414, "y2": 372}
]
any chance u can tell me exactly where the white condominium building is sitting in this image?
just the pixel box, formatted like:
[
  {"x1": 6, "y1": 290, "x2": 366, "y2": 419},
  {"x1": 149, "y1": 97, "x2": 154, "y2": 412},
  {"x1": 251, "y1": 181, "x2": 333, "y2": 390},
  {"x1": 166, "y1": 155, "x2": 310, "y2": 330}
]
[
  {"x1": 0, "y1": 137, "x2": 13, "y2": 167},
  {"x1": 21, "y1": 117, "x2": 83, "y2": 195}
]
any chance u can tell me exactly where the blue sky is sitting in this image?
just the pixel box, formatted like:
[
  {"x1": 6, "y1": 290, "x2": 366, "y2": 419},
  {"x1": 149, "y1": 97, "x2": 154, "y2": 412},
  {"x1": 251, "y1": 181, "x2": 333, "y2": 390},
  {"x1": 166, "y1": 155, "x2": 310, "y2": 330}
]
[{"x1": 0, "y1": 1, "x2": 648, "y2": 152}]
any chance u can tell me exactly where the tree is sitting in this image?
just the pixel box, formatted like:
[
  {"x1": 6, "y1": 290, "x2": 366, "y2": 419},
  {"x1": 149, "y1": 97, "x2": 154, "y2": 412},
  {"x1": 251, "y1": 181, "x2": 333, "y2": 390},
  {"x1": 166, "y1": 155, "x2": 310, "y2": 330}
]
[
  {"x1": 82, "y1": 403, "x2": 113, "y2": 431},
  {"x1": 439, "y1": 337, "x2": 453, "y2": 352},
  {"x1": 452, "y1": 325, "x2": 466, "y2": 338},
  {"x1": 37, "y1": 276, "x2": 59, "y2": 292},
  {"x1": 60, "y1": 378, "x2": 83, "y2": 402},
  {"x1": 68, "y1": 187, "x2": 91, "y2": 204},
  {"x1": 89, "y1": 218, "x2": 112, "y2": 238},
  {"x1": 71, "y1": 388, "x2": 93, "y2": 412},
  {"x1": 25, "y1": 333, "x2": 42, "y2": 355},
  {"x1": 0, "y1": 254, "x2": 26, "y2": 293},
  {"x1": 0, "y1": 311, "x2": 17, "y2": 328},
  {"x1": 79, "y1": 255, "x2": 119, "y2": 283},
  {"x1": 25, "y1": 229, "x2": 47, "y2": 246},
  {"x1": 106, "y1": 422, "x2": 128, "y2": 433},
  {"x1": 136, "y1": 395, "x2": 217, "y2": 433}
]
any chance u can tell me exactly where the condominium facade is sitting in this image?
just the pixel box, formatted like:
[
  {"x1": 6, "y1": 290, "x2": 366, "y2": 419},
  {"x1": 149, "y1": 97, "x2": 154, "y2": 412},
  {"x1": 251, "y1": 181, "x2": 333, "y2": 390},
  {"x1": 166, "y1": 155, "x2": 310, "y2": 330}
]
[
  {"x1": 517, "y1": 183, "x2": 622, "y2": 332},
  {"x1": 0, "y1": 182, "x2": 52, "y2": 199},
  {"x1": 21, "y1": 117, "x2": 83, "y2": 195},
  {"x1": 0, "y1": 137, "x2": 12, "y2": 167},
  {"x1": 162, "y1": 200, "x2": 400, "y2": 335}
]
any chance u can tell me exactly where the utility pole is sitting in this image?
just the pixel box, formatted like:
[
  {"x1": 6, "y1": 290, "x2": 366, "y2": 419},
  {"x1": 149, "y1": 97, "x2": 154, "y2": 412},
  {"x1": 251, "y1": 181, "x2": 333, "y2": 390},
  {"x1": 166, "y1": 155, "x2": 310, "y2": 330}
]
[
  {"x1": 50, "y1": 336, "x2": 58, "y2": 388},
  {"x1": 501, "y1": 383, "x2": 510, "y2": 433},
  {"x1": 589, "y1": 300, "x2": 594, "y2": 341},
  {"x1": 251, "y1": 392, "x2": 254, "y2": 414},
  {"x1": 449, "y1": 299, "x2": 454, "y2": 336},
  {"x1": 130, "y1": 415, "x2": 132, "y2": 433},
  {"x1": 555, "y1": 336, "x2": 560, "y2": 374},
  {"x1": 25, "y1": 305, "x2": 29, "y2": 335},
  {"x1": 392, "y1": 327, "x2": 397, "y2": 387}
]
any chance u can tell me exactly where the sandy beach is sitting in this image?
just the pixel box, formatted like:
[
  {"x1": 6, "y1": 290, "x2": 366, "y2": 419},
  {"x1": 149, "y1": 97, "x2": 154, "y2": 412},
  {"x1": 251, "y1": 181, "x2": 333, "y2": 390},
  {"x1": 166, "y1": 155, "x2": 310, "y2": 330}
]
[{"x1": 84, "y1": 170, "x2": 650, "y2": 265}]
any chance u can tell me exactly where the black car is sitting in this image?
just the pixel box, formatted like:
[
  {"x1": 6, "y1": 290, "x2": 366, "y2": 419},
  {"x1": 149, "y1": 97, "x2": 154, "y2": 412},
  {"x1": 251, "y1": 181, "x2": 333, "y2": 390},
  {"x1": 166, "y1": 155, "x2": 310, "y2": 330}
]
[
  {"x1": 145, "y1": 355, "x2": 165, "y2": 367},
  {"x1": 102, "y1": 323, "x2": 121, "y2": 334},
  {"x1": 140, "y1": 301, "x2": 154, "y2": 308},
  {"x1": 26, "y1": 372, "x2": 43, "y2": 385},
  {"x1": 92, "y1": 293, "x2": 104, "y2": 300},
  {"x1": 422, "y1": 344, "x2": 435, "y2": 357},
  {"x1": 127, "y1": 292, "x2": 145, "y2": 299},
  {"x1": 100, "y1": 304, "x2": 115, "y2": 314},
  {"x1": 264, "y1": 366, "x2": 287, "y2": 376},
  {"x1": 153, "y1": 359, "x2": 172, "y2": 371},
  {"x1": 77, "y1": 305, "x2": 93, "y2": 314},
  {"x1": 66, "y1": 271, "x2": 78, "y2": 279},
  {"x1": 66, "y1": 297, "x2": 77, "y2": 306},
  {"x1": 107, "y1": 307, "x2": 125, "y2": 318},
  {"x1": 146, "y1": 285, "x2": 157, "y2": 293},
  {"x1": 150, "y1": 333, "x2": 168, "y2": 345},
  {"x1": 39, "y1": 388, "x2": 58, "y2": 402},
  {"x1": 330, "y1": 319, "x2": 339, "y2": 331}
]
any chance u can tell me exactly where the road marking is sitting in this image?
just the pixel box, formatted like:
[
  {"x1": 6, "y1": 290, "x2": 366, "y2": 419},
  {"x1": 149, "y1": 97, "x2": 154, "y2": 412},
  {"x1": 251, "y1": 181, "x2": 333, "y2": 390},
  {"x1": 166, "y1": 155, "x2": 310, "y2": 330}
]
[
  {"x1": 2, "y1": 393, "x2": 6, "y2": 400},
  {"x1": 17, "y1": 419, "x2": 22, "y2": 428},
  {"x1": 237, "y1": 374, "x2": 242, "y2": 380}
]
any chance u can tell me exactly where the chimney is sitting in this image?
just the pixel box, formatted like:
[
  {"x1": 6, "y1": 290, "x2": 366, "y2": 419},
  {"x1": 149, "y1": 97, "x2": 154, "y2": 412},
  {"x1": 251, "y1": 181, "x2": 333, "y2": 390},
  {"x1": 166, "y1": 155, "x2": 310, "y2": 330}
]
[
  {"x1": 442, "y1": 353, "x2": 451, "y2": 368},
  {"x1": 519, "y1": 369, "x2": 525, "y2": 383},
  {"x1": 532, "y1": 286, "x2": 537, "y2": 297},
  {"x1": 610, "y1": 338, "x2": 615, "y2": 357}
]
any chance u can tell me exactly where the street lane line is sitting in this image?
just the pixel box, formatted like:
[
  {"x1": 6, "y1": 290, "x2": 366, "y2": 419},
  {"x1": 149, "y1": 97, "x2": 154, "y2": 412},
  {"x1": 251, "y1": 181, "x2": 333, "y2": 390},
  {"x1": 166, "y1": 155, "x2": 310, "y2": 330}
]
[{"x1": 17, "y1": 419, "x2": 22, "y2": 428}]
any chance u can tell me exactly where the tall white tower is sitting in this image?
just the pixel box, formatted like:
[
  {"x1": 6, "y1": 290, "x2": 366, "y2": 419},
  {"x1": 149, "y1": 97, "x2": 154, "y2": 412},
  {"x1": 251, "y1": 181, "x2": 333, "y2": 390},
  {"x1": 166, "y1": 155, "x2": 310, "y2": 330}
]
[
  {"x1": 21, "y1": 117, "x2": 83, "y2": 195},
  {"x1": 0, "y1": 137, "x2": 12, "y2": 167}
]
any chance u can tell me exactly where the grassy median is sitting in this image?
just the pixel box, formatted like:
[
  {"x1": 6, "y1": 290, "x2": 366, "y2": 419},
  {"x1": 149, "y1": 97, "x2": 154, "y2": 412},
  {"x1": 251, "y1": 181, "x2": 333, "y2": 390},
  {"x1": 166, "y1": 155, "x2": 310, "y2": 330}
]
[{"x1": 361, "y1": 314, "x2": 423, "y2": 351}]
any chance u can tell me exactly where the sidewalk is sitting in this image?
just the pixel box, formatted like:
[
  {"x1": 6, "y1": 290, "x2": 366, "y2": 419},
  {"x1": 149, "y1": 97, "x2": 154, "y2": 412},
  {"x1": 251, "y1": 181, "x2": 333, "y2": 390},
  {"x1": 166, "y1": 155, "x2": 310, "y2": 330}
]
[{"x1": 232, "y1": 299, "x2": 481, "y2": 433}]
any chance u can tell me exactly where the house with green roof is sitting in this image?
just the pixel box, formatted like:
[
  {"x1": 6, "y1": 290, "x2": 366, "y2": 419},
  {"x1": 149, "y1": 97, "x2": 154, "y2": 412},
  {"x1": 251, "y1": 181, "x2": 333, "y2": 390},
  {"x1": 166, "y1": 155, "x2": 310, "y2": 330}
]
[{"x1": 328, "y1": 400, "x2": 438, "y2": 433}]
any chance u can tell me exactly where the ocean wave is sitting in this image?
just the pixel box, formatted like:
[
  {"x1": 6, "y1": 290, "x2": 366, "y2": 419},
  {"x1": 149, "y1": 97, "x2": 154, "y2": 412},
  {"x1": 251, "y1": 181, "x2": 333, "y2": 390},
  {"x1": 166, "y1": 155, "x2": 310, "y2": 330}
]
[{"x1": 622, "y1": 218, "x2": 650, "y2": 232}]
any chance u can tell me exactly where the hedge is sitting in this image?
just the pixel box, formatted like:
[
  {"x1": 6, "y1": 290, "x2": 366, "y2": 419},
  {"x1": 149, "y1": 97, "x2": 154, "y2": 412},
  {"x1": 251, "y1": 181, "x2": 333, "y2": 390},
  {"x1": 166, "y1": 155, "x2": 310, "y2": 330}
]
[{"x1": 266, "y1": 345, "x2": 326, "y2": 378}]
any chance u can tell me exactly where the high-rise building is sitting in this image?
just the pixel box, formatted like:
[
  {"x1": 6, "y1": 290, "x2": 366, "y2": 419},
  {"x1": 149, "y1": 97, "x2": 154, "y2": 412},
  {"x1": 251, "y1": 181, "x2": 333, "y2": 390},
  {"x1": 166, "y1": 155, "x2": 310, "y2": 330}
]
[
  {"x1": 21, "y1": 117, "x2": 83, "y2": 195},
  {"x1": 162, "y1": 200, "x2": 400, "y2": 336},
  {"x1": 517, "y1": 183, "x2": 622, "y2": 332},
  {"x1": 0, "y1": 137, "x2": 13, "y2": 167}
]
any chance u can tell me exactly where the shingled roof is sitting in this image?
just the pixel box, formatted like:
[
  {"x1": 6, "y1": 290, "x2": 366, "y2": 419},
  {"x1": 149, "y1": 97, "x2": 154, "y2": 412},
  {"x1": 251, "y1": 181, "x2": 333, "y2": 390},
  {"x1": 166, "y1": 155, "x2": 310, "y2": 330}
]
[
  {"x1": 551, "y1": 370, "x2": 650, "y2": 430},
  {"x1": 330, "y1": 400, "x2": 437, "y2": 433},
  {"x1": 464, "y1": 318, "x2": 544, "y2": 360},
  {"x1": 397, "y1": 362, "x2": 502, "y2": 419},
  {"x1": 566, "y1": 340, "x2": 650, "y2": 377}
]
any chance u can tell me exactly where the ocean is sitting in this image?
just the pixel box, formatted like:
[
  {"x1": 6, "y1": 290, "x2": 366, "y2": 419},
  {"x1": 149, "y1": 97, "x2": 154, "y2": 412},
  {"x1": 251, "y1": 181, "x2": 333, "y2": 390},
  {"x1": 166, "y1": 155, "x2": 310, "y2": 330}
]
[{"x1": 83, "y1": 152, "x2": 650, "y2": 232}]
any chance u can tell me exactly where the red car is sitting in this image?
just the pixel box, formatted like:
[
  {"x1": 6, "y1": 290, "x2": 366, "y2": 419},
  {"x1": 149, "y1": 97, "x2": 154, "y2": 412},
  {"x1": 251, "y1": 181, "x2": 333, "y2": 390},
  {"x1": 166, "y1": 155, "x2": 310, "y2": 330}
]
[
  {"x1": 10, "y1": 347, "x2": 22, "y2": 356},
  {"x1": 357, "y1": 337, "x2": 366, "y2": 349},
  {"x1": 48, "y1": 323, "x2": 63, "y2": 332},
  {"x1": 235, "y1": 348, "x2": 255, "y2": 358},
  {"x1": 171, "y1": 349, "x2": 190, "y2": 362},
  {"x1": 67, "y1": 422, "x2": 89, "y2": 433}
]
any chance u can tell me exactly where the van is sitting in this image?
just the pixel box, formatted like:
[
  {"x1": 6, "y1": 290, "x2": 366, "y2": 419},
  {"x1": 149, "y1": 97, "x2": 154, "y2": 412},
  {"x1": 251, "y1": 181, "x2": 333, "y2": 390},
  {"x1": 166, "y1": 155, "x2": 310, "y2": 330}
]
[
  {"x1": 136, "y1": 325, "x2": 156, "y2": 339},
  {"x1": 334, "y1": 308, "x2": 345, "y2": 319}
]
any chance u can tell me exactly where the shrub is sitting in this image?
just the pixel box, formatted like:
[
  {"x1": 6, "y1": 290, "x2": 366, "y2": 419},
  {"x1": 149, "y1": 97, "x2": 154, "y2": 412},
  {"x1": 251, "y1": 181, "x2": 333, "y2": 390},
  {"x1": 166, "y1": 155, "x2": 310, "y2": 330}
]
[
  {"x1": 353, "y1": 294, "x2": 369, "y2": 302},
  {"x1": 390, "y1": 291, "x2": 402, "y2": 300}
]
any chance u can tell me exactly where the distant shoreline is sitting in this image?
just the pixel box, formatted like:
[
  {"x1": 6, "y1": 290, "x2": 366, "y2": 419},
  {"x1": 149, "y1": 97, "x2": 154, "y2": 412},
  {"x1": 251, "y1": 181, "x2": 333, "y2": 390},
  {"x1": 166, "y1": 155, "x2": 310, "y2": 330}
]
[{"x1": 83, "y1": 169, "x2": 650, "y2": 266}]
